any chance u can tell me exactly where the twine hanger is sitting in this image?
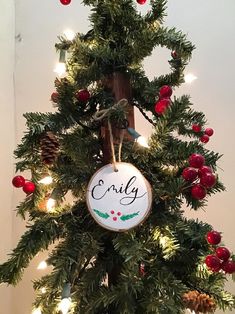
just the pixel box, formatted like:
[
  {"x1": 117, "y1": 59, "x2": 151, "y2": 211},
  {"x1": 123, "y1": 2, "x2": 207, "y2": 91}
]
[{"x1": 93, "y1": 99, "x2": 128, "y2": 172}]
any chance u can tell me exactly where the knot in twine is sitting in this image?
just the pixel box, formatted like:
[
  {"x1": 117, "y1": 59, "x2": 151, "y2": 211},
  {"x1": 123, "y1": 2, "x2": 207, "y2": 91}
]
[{"x1": 93, "y1": 98, "x2": 129, "y2": 122}]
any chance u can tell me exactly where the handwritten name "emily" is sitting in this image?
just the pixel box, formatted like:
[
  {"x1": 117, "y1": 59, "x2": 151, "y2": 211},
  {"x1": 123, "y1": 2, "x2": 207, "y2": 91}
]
[{"x1": 91, "y1": 176, "x2": 146, "y2": 205}]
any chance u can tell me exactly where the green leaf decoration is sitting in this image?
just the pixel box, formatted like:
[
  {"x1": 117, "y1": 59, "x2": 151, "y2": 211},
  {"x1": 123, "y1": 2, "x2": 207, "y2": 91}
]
[
  {"x1": 120, "y1": 212, "x2": 139, "y2": 221},
  {"x1": 93, "y1": 209, "x2": 110, "y2": 219}
]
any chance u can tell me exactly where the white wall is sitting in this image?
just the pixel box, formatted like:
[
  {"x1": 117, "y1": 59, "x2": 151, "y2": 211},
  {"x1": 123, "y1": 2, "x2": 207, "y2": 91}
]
[
  {"x1": 0, "y1": 1, "x2": 15, "y2": 313},
  {"x1": 1, "y1": 0, "x2": 234, "y2": 313}
]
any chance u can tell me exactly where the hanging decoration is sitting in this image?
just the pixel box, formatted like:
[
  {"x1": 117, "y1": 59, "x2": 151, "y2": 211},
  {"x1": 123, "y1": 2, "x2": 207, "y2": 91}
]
[{"x1": 86, "y1": 162, "x2": 152, "y2": 232}]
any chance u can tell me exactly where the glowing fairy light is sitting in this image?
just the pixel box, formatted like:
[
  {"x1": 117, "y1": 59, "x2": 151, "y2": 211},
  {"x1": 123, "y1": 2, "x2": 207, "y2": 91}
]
[
  {"x1": 39, "y1": 176, "x2": 53, "y2": 185},
  {"x1": 37, "y1": 260, "x2": 48, "y2": 270},
  {"x1": 127, "y1": 128, "x2": 149, "y2": 148},
  {"x1": 63, "y1": 29, "x2": 75, "y2": 41},
  {"x1": 184, "y1": 73, "x2": 197, "y2": 84},
  {"x1": 46, "y1": 198, "x2": 56, "y2": 212}
]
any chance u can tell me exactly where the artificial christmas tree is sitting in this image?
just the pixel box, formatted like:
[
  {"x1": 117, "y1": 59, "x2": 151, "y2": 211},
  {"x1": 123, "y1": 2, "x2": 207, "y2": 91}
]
[{"x1": 0, "y1": 1, "x2": 235, "y2": 313}]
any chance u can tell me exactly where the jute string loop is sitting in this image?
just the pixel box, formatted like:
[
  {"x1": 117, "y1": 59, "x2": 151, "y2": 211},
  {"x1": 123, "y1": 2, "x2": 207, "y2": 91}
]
[{"x1": 94, "y1": 99, "x2": 128, "y2": 172}]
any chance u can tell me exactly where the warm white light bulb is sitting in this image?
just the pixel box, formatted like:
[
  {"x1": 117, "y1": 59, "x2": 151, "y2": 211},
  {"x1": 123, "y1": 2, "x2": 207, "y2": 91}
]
[
  {"x1": 137, "y1": 136, "x2": 149, "y2": 148},
  {"x1": 41, "y1": 287, "x2": 47, "y2": 294},
  {"x1": 54, "y1": 62, "x2": 66, "y2": 77},
  {"x1": 46, "y1": 198, "x2": 56, "y2": 212},
  {"x1": 32, "y1": 308, "x2": 42, "y2": 314},
  {"x1": 39, "y1": 176, "x2": 53, "y2": 185},
  {"x1": 58, "y1": 298, "x2": 72, "y2": 314},
  {"x1": 63, "y1": 29, "x2": 75, "y2": 41},
  {"x1": 37, "y1": 261, "x2": 48, "y2": 270},
  {"x1": 184, "y1": 73, "x2": 197, "y2": 84}
]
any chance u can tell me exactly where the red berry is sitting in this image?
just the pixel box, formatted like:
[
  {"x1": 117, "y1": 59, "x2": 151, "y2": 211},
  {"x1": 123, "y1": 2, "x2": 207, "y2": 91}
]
[
  {"x1": 205, "y1": 255, "x2": 221, "y2": 271},
  {"x1": 113, "y1": 217, "x2": 117, "y2": 221},
  {"x1": 171, "y1": 51, "x2": 178, "y2": 59},
  {"x1": 216, "y1": 247, "x2": 230, "y2": 261},
  {"x1": 198, "y1": 166, "x2": 213, "y2": 177},
  {"x1": 76, "y1": 89, "x2": 90, "y2": 102},
  {"x1": 60, "y1": 0, "x2": 71, "y2": 5},
  {"x1": 205, "y1": 128, "x2": 214, "y2": 137},
  {"x1": 117, "y1": 212, "x2": 122, "y2": 216},
  {"x1": 51, "y1": 92, "x2": 59, "y2": 103},
  {"x1": 200, "y1": 172, "x2": 216, "y2": 189},
  {"x1": 110, "y1": 210, "x2": 115, "y2": 215},
  {"x1": 192, "y1": 124, "x2": 201, "y2": 133},
  {"x1": 159, "y1": 85, "x2": 173, "y2": 98},
  {"x1": 200, "y1": 134, "x2": 210, "y2": 143},
  {"x1": 206, "y1": 231, "x2": 221, "y2": 245},
  {"x1": 154, "y1": 98, "x2": 171, "y2": 115},
  {"x1": 137, "y1": 0, "x2": 147, "y2": 4},
  {"x1": 189, "y1": 154, "x2": 205, "y2": 168},
  {"x1": 12, "y1": 175, "x2": 25, "y2": 188},
  {"x1": 191, "y1": 184, "x2": 207, "y2": 200},
  {"x1": 182, "y1": 167, "x2": 198, "y2": 182},
  {"x1": 23, "y1": 181, "x2": 36, "y2": 194},
  {"x1": 221, "y1": 260, "x2": 235, "y2": 274}
]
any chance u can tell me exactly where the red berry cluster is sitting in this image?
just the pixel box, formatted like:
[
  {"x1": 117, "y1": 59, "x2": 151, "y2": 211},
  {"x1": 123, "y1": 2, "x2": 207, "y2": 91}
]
[
  {"x1": 182, "y1": 154, "x2": 217, "y2": 200},
  {"x1": 12, "y1": 175, "x2": 36, "y2": 194},
  {"x1": 110, "y1": 210, "x2": 122, "y2": 221},
  {"x1": 51, "y1": 89, "x2": 90, "y2": 104},
  {"x1": 154, "y1": 85, "x2": 173, "y2": 115},
  {"x1": 205, "y1": 231, "x2": 235, "y2": 274},
  {"x1": 192, "y1": 124, "x2": 214, "y2": 144}
]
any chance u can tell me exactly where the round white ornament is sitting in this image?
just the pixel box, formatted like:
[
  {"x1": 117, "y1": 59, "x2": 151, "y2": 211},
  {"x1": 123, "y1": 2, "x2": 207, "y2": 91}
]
[{"x1": 86, "y1": 162, "x2": 152, "y2": 232}]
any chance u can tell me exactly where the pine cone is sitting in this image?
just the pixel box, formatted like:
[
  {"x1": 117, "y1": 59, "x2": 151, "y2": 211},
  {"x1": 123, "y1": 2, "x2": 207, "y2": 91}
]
[
  {"x1": 40, "y1": 131, "x2": 59, "y2": 165},
  {"x1": 183, "y1": 290, "x2": 216, "y2": 314}
]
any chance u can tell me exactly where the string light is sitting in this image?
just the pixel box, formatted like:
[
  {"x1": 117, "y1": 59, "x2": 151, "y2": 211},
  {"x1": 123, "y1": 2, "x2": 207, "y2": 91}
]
[
  {"x1": 39, "y1": 176, "x2": 53, "y2": 185},
  {"x1": 46, "y1": 198, "x2": 56, "y2": 212},
  {"x1": 41, "y1": 287, "x2": 47, "y2": 294},
  {"x1": 54, "y1": 49, "x2": 66, "y2": 77},
  {"x1": 58, "y1": 283, "x2": 72, "y2": 314},
  {"x1": 63, "y1": 29, "x2": 75, "y2": 41},
  {"x1": 32, "y1": 308, "x2": 42, "y2": 314},
  {"x1": 37, "y1": 260, "x2": 48, "y2": 270},
  {"x1": 184, "y1": 73, "x2": 197, "y2": 84},
  {"x1": 127, "y1": 127, "x2": 149, "y2": 148}
]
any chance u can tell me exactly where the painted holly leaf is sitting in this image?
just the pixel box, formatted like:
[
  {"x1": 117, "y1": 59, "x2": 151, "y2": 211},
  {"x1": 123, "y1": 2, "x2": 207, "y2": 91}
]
[
  {"x1": 93, "y1": 209, "x2": 109, "y2": 219},
  {"x1": 120, "y1": 212, "x2": 139, "y2": 221}
]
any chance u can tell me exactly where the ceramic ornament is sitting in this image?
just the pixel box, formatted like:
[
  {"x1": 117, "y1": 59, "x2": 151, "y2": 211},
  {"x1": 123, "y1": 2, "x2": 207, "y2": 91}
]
[{"x1": 86, "y1": 162, "x2": 152, "y2": 232}]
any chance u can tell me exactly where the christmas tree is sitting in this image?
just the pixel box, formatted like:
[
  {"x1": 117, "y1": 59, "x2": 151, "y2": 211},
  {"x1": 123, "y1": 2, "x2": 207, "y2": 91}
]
[{"x1": 1, "y1": 0, "x2": 235, "y2": 313}]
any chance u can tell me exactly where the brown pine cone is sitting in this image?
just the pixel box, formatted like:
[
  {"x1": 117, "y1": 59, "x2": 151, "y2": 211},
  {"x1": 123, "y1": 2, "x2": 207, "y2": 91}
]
[
  {"x1": 183, "y1": 290, "x2": 216, "y2": 314},
  {"x1": 40, "y1": 131, "x2": 59, "y2": 165}
]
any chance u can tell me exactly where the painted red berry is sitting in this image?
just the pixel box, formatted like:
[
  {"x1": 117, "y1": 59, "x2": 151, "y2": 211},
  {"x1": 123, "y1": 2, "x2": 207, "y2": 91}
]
[
  {"x1": 12, "y1": 175, "x2": 25, "y2": 188},
  {"x1": 205, "y1": 128, "x2": 214, "y2": 137},
  {"x1": 221, "y1": 260, "x2": 235, "y2": 274},
  {"x1": 182, "y1": 167, "x2": 198, "y2": 182},
  {"x1": 198, "y1": 166, "x2": 213, "y2": 177},
  {"x1": 192, "y1": 124, "x2": 201, "y2": 133},
  {"x1": 200, "y1": 134, "x2": 210, "y2": 143},
  {"x1": 216, "y1": 247, "x2": 230, "y2": 261},
  {"x1": 113, "y1": 217, "x2": 117, "y2": 221},
  {"x1": 154, "y1": 98, "x2": 171, "y2": 115},
  {"x1": 76, "y1": 89, "x2": 90, "y2": 102},
  {"x1": 111, "y1": 210, "x2": 115, "y2": 215},
  {"x1": 189, "y1": 154, "x2": 205, "y2": 169},
  {"x1": 205, "y1": 255, "x2": 221, "y2": 272},
  {"x1": 206, "y1": 231, "x2": 221, "y2": 245},
  {"x1": 191, "y1": 184, "x2": 207, "y2": 200},
  {"x1": 159, "y1": 85, "x2": 173, "y2": 98},
  {"x1": 22, "y1": 181, "x2": 36, "y2": 194},
  {"x1": 117, "y1": 212, "x2": 122, "y2": 216}
]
